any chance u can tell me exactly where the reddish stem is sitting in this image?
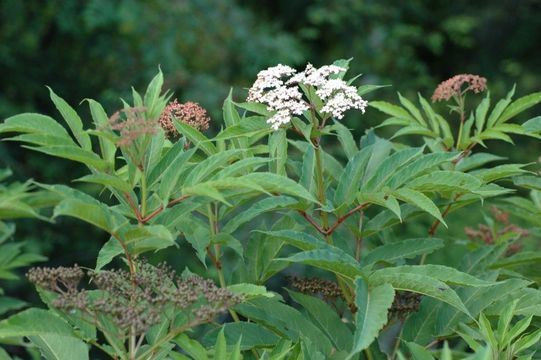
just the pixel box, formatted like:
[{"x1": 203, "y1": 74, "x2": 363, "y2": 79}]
[{"x1": 298, "y1": 202, "x2": 370, "y2": 237}]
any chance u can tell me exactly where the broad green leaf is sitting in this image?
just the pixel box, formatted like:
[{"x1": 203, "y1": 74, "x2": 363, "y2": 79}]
[
  {"x1": 469, "y1": 164, "x2": 530, "y2": 183},
  {"x1": 363, "y1": 147, "x2": 424, "y2": 192},
  {"x1": 269, "y1": 129, "x2": 288, "y2": 176},
  {"x1": 0, "y1": 308, "x2": 89, "y2": 360},
  {"x1": 86, "y1": 99, "x2": 116, "y2": 164},
  {"x1": 234, "y1": 297, "x2": 333, "y2": 355},
  {"x1": 227, "y1": 283, "x2": 274, "y2": 299},
  {"x1": 158, "y1": 147, "x2": 197, "y2": 202},
  {"x1": 387, "y1": 152, "x2": 458, "y2": 189},
  {"x1": 372, "y1": 265, "x2": 493, "y2": 287},
  {"x1": 407, "y1": 171, "x2": 482, "y2": 193},
  {"x1": 202, "y1": 322, "x2": 279, "y2": 351},
  {"x1": 513, "y1": 175, "x2": 541, "y2": 191},
  {"x1": 347, "y1": 279, "x2": 394, "y2": 358},
  {"x1": 435, "y1": 278, "x2": 531, "y2": 338},
  {"x1": 0, "y1": 296, "x2": 26, "y2": 316},
  {"x1": 406, "y1": 342, "x2": 435, "y2": 360},
  {"x1": 5, "y1": 133, "x2": 76, "y2": 147},
  {"x1": 361, "y1": 238, "x2": 444, "y2": 267},
  {"x1": 184, "y1": 149, "x2": 243, "y2": 186},
  {"x1": 95, "y1": 238, "x2": 123, "y2": 271},
  {"x1": 214, "y1": 328, "x2": 227, "y2": 360},
  {"x1": 216, "y1": 157, "x2": 268, "y2": 179},
  {"x1": 299, "y1": 145, "x2": 315, "y2": 193},
  {"x1": 75, "y1": 173, "x2": 132, "y2": 193},
  {"x1": 48, "y1": 87, "x2": 91, "y2": 150},
  {"x1": 418, "y1": 95, "x2": 440, "y2": 134},
  {"x1": 119, "y1": 224, "x2": 175, "y2": 255},
  {"x1": 242, "y1": 173, "x2": 317, "y2": 203},
  {"x1": 334, "y1": 145, "x2": 373, "y2": 207},
  {"x1": 522, "y1": 116, "x2": 541, "y2": 133},
  {"x1": 174, "y1": 121, "x2": 216, "y2": 156},
  {"x1": 357, "y1": 84, "x2": 389, "y2": 96},
  {"x1": 211, "y1": 233, "x2": 243, "y2": 259},
  {"x1": 288, "y1": 291, "x2": 353, "y2": 352},
  {"x1": 514, "y1": 329, "x2": 541, "y2": 353},
  {"x1": 0, "y1": 113, "x2": 72, "y2": 140},
  {"x1": 257, "y1": 230, "x2": 326, "y2": 251},
  {"x1": 369, "y1": 101, "x2": 416, "y2": 123},
  {"x1": 26, "y1": 145, "x2": 110, "y2": 171},
  {"x1": 143, "y1": 69, "x2": 165, "y2": 119},
  {"x1": 475, "y1": 93, "x2": 491, "y2": 133},
  {"x1": 235, "y1": 102, "x2": 272, "y2": 116},
  {"x1": 369, "y1": 271, "x2": 469, "y2": 314},
  {"x1": 147, "y1": 140, "x2": 187, "y2": 186},
  {"x1": 49, "y1": 186, "x2": 128, "y2": 233},
  {"x1": 398, "y1": 92, "x2": 426, "y2": 126},
  {"x1": 333, "y1": 120, "x2": 358, "y2": 158},
  {"x1": 455, "y1": 153, "x2": 505, "y2": 172},
  {"x1": 498, "y1": 92, "x2": 541, "y2": 124},
  {"x1": 492, "y1": 251, "x2": 541, "y2": 268},
  {"x1": 279, "y1": 247, "x2": 362, "y2": 279},
  {"x1": 486, "y1": 85, "x2": 515, "y2": 128},
  {"x1": 475, "y1": 129, "x2": 514, "y2": 144},
  {"x1": 174, "y1": 334, "x2": 208, "y2": 360},
  {"x1": 392, "y1": 188, "x2": 445, "y2": 225},
  {"x1": 391, "y1": 125, "x2": 437, "y2": 140},
  {"x1": 358, "y1": 192, "x2": 401, "y2": 220},
  {"x1": 222, "y1": 196, "x2": 297, "y2": 234}
]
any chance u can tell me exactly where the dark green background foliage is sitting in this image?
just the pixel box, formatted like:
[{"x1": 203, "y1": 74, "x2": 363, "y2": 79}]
[{"x1": 1, "y1": 0, "x2": 541, "y2": 332}]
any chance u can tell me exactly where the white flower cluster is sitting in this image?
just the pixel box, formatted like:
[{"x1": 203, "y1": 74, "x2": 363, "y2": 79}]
[{"x1": 247, "y1": 63, "x2": 368, "y2": 130}]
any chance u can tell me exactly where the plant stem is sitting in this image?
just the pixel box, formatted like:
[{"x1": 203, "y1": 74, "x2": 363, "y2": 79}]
[
  {"x1": 140, "y1": 174, "x2": 148, "y2": 217},
  {"x1": 314, "y1": 143, "x2": 330, "y2": 239}
]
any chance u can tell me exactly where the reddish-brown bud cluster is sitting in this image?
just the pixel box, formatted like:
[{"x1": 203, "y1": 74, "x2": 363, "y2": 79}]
[
  {"x1": 432, "y1": 74, "x2": 487, "y2": 102},
  {"x1": 289, "y1": 276, "x2": 342, "y2": 299},
  {"x1": 107, "y1": 107, "x2": 158, "y2": 147},
  {"x1": 464, "y1": 206, "x2": 528, "y2": 256},
  {"x1": 389, "y1": 291, "x2": 422, "y2": 319},
  {"x1": 27, "y1": 262, "x2": 241, "y2": 336},
  {"x1": 159, "y1": 100, "x2": 210, "y2": 138}
]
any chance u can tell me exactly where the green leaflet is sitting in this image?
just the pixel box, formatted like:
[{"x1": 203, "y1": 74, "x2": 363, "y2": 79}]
[
  {"x1": 333, "y1": 120, "x2": 358, "y2": 158},
  {"x1": 363, "y1": 147, "x2": 425, "y2": 192},
  {"x1": 288, "y1": 290, "x2": 353, "y2": 352},
  {"x1": 26, "y1": 145, "x2": 110, "y2": 171},
  {"x1": 0, "y1": 308, "x2": 89, "y2": 360},
  {"x1": 347, "y1": 279, "x2": 394, "y2": 358},
  {"x1": 279, "y1": 247, "x2": 362, "y2": 280},
  {"x1": 334, "y1": 144, "x2": 374, "y2": 208},
  {"x1": 202, "y1": 322, "x2": 280, "y2": 351},
  {"x1": 369, "y1": 271, "x2": 470, "y2": 315},
  {"x1": 221, "y1": 196, "x2": 297, "y2": 234},
  {"x1": 256, "y1": 230, "x2": 326, "y2": 251},
  {"x1": 361, "y1": 238, "x2": 445, "y2": 267},
  {"x1": 391, "y1": 188, "x2": 446, "y2": 225},
  {"x1": 386, "y1": 152, "x2": 458, "y2": 189},
  {"x1": 48, "y1": 87, "x2": 91, "y2": 151}
]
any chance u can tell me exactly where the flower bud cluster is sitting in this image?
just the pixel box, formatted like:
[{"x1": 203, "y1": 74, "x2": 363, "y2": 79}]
[
  {"x1": 107, "y1": 107, "x2": 158, "y2": 147},
  {"x1": 289, "y1": 276, "x2": 342, "y2": 299},
  {"x1": 389, "y1": 291, "x2": 422, "y2": 319},
  {"x1": 27, "y1": 262, "x2": 241, "y2": 336},
  {"x1": 159, "y1": 100, "x2": 210, "y2": 138},
  {"x1": 431, "y1": 74, "x2": 487, "y2": 102},
  {"x1": 247, "y1": 63, "x2": 367, "y2": 130}
]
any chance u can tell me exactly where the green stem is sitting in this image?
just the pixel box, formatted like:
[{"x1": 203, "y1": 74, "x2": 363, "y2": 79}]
[
  {"x1": 140, "y1": 173, "x2": 148, "y2": 217},
  {"x1": 314, "y1": 144, "x2": 329, "y2": 237}
]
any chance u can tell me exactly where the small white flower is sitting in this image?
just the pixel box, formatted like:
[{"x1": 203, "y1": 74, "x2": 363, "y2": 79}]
[{"x1": 247, "y1": 62, "x2": 367, "y2": 130}]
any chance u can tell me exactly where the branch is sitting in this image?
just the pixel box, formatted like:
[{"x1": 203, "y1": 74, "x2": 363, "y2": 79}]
[
  {"x1": 326, "y1": 202, "x2": 370, "y2": 235},
  {"x1": 298, "y1": 202, "x2": 370, "y2": 237},
  {"x1": 139, "y1": 195, "x2": 191, "y2": 224},
  {"x1": 298, "y1": 210, "x2": 327, "y2": 235},
  {"x1": 428, "y1": 194, "x2": 463, "y2": 236}
]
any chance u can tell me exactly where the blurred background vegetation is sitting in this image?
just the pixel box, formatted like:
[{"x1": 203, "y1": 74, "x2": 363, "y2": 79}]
[{"x1": 1, "y1": 0, "x2": 541, "y2": 309}]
